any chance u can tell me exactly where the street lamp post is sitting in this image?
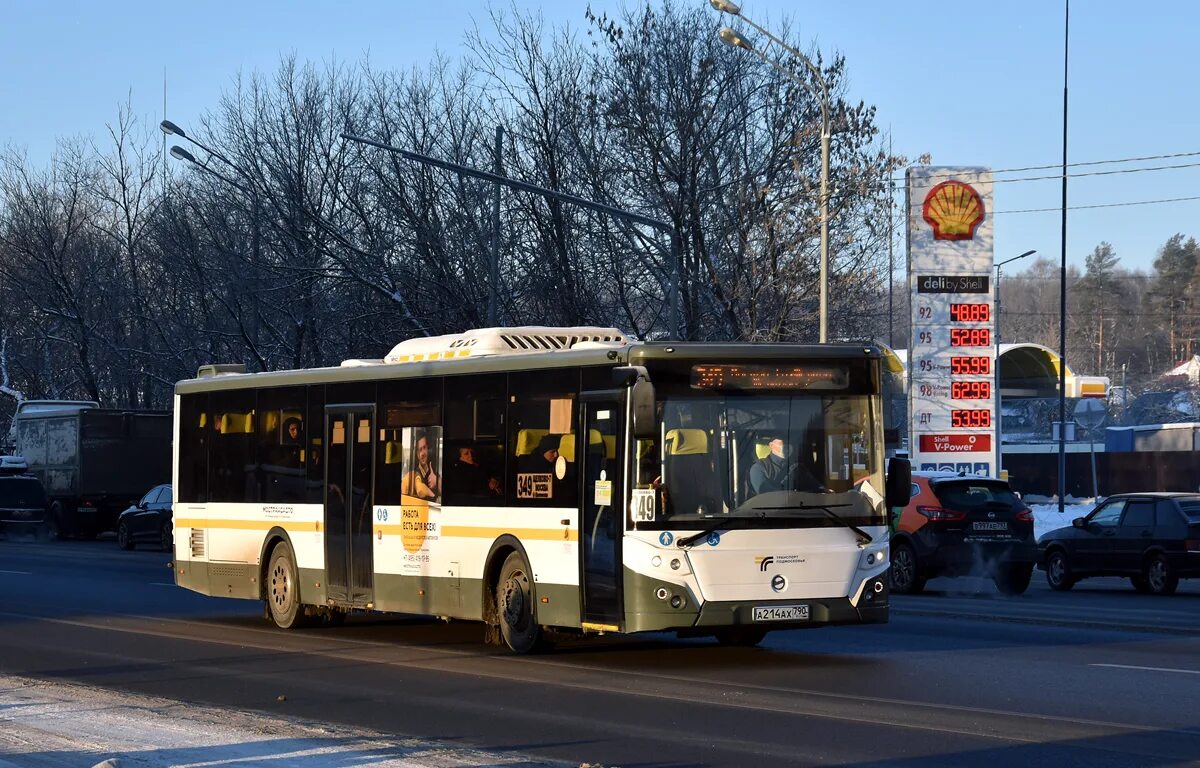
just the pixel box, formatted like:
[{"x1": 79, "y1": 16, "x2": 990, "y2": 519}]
[
  {"x1": 712, "y1": 1, "x2": 831, "y2": 342},
  {"x1": 995, "y1": 249, "x2": 1037, "y2": 469}
]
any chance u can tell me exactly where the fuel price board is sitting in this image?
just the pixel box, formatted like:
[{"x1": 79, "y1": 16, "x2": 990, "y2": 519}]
[{"x1": 906, "y1": 166, "x2": 997, "y2": 476}]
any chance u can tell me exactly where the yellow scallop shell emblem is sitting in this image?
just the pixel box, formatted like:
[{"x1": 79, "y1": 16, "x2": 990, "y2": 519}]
[{"x1": 922, "y1": 180, "x2": 985, "y2": 241}]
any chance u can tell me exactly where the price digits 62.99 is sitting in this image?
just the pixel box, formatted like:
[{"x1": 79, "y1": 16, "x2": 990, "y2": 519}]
[{"x1": 951, "y1": 380, "x2": 992, "y2": 400}]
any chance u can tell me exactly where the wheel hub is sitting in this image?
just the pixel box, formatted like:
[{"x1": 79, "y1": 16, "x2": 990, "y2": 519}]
[
  {"x1": 501, "y1": 576, "x2": 525, "y2": 626},
  {"x1": 272, "y1": 564, "x2": 290, "y2": 608}
]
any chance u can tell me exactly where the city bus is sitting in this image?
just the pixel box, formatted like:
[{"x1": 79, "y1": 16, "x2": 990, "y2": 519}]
[{"x1": 171, "y1": 326, "x2": 911, "y2": 652}]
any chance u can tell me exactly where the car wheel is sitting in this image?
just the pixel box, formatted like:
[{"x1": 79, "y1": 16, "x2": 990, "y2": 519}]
[
  {"x1": 1143, "y1": 554, "x2": 1179, "y2": 596},
  {"x1": 889, "y1": 541, "x2": 925, "y2": 595},
  {"x1": 266, "y1": 542, "x2": 309, "y2": 629},
  {"x1": 117, "y1": 522, "x2": 134, "y2": 551},
  {"x1": 715, "y1": 627, "x2": 768, "y2": 647},
  {"x1": 160, "y1": 523, "x2": 173, "y2": 553},
  {"x1": 1045, "y1": 549, "x2": 1075, "y2": 591},
  {"x1": 496, "y1": 551, "x2": 547, "y2": 654},
  {"x1": 993, "y1": 562, "x2": 1033, "y2": 595},
  {"x1": 1130, "y1": 575, "x2": 1151, "y2": 593}
]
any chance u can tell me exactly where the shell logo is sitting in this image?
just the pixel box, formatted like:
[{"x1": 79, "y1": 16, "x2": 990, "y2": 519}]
[{"x1": 922, "y1": 180, "x2": 985, "y2": 241}]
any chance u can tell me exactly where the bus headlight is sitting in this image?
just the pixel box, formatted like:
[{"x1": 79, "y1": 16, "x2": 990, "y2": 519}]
[{"x1": 861, "y1": 546, "x2": 888, "y2": 569}]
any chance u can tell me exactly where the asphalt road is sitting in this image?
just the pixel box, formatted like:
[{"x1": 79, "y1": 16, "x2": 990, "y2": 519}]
[{"x1": 0, "y1": 537, "x2": 1198, "y2": 767}]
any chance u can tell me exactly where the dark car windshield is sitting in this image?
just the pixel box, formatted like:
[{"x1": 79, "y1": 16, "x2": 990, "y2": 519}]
[
  {"x1": 933, "y1": 480, "x2": 1018, "y2": 510},
  {"x1": 1178, "y1": 501, "x2": 1200, "y2": 522},
  {"x1": 0, "y1": 478, "x2": 46, "y2": 507}
]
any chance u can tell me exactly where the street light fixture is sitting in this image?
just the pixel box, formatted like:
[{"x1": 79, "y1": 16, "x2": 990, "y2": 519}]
[
  {"x1": 713, "y1": 2, "x2": 832, "y2": 342},
  {"x1": 995, "y1": 248, "x2": 1037, "y2": 466}
]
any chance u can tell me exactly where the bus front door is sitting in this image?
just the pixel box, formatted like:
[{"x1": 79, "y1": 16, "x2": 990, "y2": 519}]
[
  {"x1": 324, "y1": 406, "x2": 375, "y2": 607},
  {"x1": 579, "y1": 395, "x2": 623, "y2": 629}
]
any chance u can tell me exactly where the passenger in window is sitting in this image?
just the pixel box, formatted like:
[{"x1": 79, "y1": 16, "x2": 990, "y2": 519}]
[
  {"x1": 520, "y1": 434, "x2": 561, "y2": 475},
  {"x1": 283, "y1": 418, "x2": 303, "y2": 445},
  {"x1": 454, "y1": 446, "x2": 502, "y2": 498},
  {"x1": 749, "y1": 435, "x2": 822, "y2": 496},
  {"x1": 402, "y1": 430, "x2": 440, "y2": 501}
]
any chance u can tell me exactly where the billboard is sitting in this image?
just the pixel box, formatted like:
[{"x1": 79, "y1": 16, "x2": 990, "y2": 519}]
[{"x1": 907, "y1": 167, "x2": 996, "y2": 476}]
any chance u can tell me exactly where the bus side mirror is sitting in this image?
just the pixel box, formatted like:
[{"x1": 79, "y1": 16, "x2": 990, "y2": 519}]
[
  {"x1": 885, "y1": 457, "x2": 912, "y2": 508},
  {"x1": 630, "y1": 378, "x2": 656, "y2": 440},
  {"x1": 613, "y1": 366, "x2": 656, "y2": 439}
]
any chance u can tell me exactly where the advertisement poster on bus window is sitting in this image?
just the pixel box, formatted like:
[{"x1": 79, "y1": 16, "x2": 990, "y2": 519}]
[{"x1": 400, "y1": 426, "x2": 441, "y2": 556}]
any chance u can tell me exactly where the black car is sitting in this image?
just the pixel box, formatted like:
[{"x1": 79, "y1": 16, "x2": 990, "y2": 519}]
[
  {"x1": 1038, "y1": 492, "x2": 1200, "y2": 595},
  {"x1": 116, "y1": 484, "x2": 173, "y2": 551},
  {"x1": 891, "y1": 473, "x2": 1038, "y2": 595},
  {"x1": 0, "y1": 473, "x2": 49, "y2": 539}
]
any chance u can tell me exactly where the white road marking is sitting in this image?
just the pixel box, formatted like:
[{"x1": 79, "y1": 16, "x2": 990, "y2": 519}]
[
  {"x1": 1091, "y1": 663, "x2": 1200, "y2": 675},
  {"x1": 150, "y1": 582, "x2": 177, "y2": 587},
  {"x1": 0, "y1": 570, "x2": 31, "y2": 575}
]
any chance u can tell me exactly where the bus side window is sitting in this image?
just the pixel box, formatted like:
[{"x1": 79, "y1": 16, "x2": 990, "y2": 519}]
[
  {"x1": 209, "y1": 388, "x2": 257, "y2": 503},
  {"x1": 257, "y1": 386, "x2": 306, "y2": 503},
  {"x1": 376, "y1": 378, "x2": 442, "y2": 506},
  {"x1": 306, "y1": 384, "x2": 325, "y2": 504},
  {"x1": 443, "y1": 374, "x2": 506, "y2": 506},
  {"x1": 508, "y1": 369, "x2": 579, "y2": 508},
  {"x1": 179, "y1": 392, "x2": 209, "y2": 503}
]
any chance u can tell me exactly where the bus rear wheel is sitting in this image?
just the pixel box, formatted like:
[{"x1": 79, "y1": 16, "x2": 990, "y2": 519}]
[
  {"x1": 496, "y1": 551, "x2": 546, "y2": 654},
  {"x1": 266, "y1": 543, "x2": 308, "y2": 629}
]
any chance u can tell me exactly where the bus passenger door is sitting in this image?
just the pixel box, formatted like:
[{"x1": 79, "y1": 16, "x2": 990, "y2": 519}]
[
  {"x1": 579, "y1": 394, "x2": 624, "y2": 629},
  {"x1": 325, "y1": 406, "x2": 375, "y2": 607}
]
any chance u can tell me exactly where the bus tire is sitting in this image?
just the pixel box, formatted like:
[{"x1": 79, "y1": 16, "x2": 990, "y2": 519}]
[
  {"x1": 496, "y1": 551, "x2": 546, "y2": 654},
  {"x1": 266, "y1": 542, "x2": 308, "y2": 629}
]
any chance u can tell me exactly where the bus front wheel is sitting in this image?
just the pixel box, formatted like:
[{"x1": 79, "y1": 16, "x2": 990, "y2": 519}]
[
  {"x1": 266, "y1": 543, "x2": 307, "y2": 629},
  {"x1": 496, "y1": 551, "x2": 546, "y2": 654}
]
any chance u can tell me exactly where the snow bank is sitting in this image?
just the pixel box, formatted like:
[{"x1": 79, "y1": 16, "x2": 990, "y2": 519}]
[
  {"x1": 0, "y1": 674, "x2": 568, "y2": 768},
  {"x1": 1029, "y1": 502, "x2": 1096, "y2": 540}
]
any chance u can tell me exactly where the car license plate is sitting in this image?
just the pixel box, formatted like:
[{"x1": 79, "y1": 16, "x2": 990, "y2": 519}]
[
  {"x1": 753, "y1": 605, "x2": 809, "y2": 622},
  {"x1": 972, "y1": 521, "x2": 1008, "y2": 531}
]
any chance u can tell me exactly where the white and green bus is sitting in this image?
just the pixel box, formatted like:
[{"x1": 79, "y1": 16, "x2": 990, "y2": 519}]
[{"x1": 171, "y1": 327, "x2": 910, "y2": 652}]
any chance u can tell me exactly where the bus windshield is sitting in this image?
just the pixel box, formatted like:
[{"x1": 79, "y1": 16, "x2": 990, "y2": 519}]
[{"x1": 632, "y1": 393, "x2": 885, "y2": 528}]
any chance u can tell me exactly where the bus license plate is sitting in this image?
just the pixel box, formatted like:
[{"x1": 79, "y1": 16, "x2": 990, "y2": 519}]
[
  {"x1": 753, "y1": 605, "x2": 809, "y2": 622},
  {"x1": 972, "y1": 522, "x2": 1008, "y2": 531}
]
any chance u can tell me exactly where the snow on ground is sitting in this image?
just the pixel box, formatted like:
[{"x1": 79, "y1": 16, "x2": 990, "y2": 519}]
[
  {"x1": 1029, "y1": 502, "x2": 1096, "y2": 540},
  {"x1": 0, "y1": 674, "x2": 569, "y2": 768}
]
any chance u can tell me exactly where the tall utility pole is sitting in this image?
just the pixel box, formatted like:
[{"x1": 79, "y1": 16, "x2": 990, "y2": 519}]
[
  {"x1": 1058, "y1": 0, "x2": 1070, "y2": 514},
  {"x1": 489, "y1": 125, "x2": 503, "y2": 328}
]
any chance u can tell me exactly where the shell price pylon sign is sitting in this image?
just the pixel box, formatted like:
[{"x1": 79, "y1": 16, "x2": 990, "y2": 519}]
[{"x1": 906, "y1": 167, "x2": 996, "y2": 477}]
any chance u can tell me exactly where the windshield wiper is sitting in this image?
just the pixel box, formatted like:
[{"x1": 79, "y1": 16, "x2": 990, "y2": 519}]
[
  {"x1": 676, "y1": 514, "x2": 765, "y2": 549},
  {"x1": 752, "y1": 503, "x2": 874, "y2": 547}
]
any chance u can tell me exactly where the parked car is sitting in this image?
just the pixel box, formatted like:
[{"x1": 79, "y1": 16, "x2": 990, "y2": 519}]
[
  {"x1": 1037, "y1": 492, "x2": 1200, "y2": 595},
  {"x1": 0, "y1": 467, "x2": 50, "y2": 539},
  {"x1": 116, "y1": 484, "x2": 173, "y2": 551},
  {"x1": 890, "y1": 472, "x2": 1036, "y2": 595}
]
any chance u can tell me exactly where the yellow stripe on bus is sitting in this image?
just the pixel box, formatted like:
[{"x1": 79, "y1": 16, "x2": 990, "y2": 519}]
[
  {"x1": 173, "y1": 518, "x2": 323, "y2": 533},
  {"x1": 440, "y1": 525, "x2": 578, "y2": 542}
]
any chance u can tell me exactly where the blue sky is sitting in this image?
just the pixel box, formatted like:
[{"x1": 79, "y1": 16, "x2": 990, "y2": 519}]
[{"x1": 2, "y1": 0, "x2": 1197, "y2": 273}]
